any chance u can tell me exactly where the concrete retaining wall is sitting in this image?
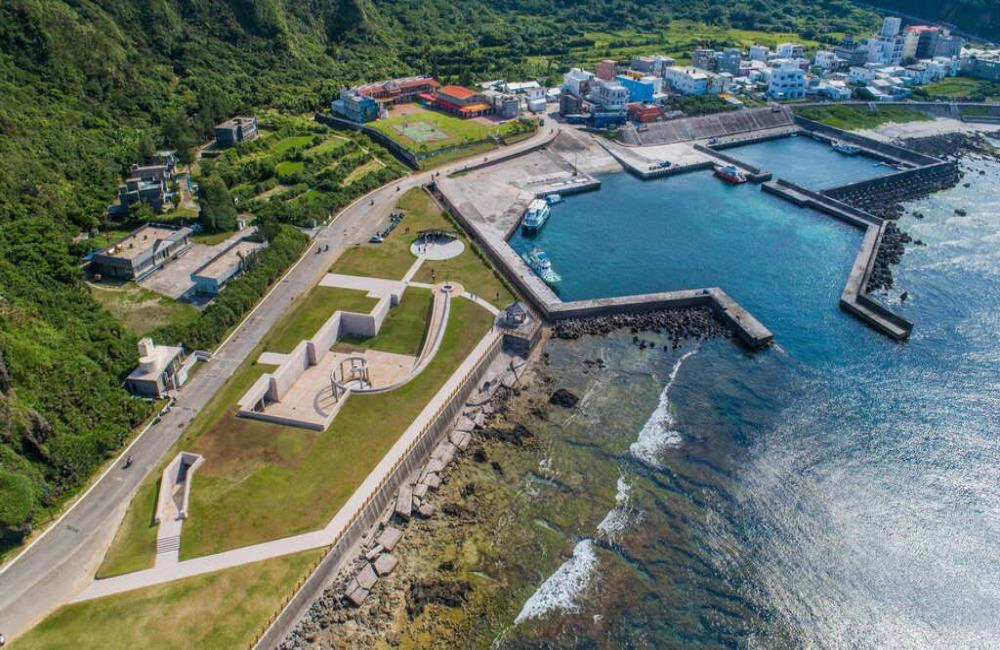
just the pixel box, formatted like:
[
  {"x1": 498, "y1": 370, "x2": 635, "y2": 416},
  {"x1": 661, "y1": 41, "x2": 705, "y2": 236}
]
[
  {"x1": 268, "y1": 342, "x2": 311, "y2": 402},
  {"x1": 310, "y1": 312, "x2": 343, "y2": 364},
  {"x1": 252, "y1": 334, "x2": 504, "y2": 650},
  {"x1": 315, "y1": 113, "x2": 420, "y2": 169},
  {"x1": 794, "y1": 117, "x2": 941, "y2": 166}
]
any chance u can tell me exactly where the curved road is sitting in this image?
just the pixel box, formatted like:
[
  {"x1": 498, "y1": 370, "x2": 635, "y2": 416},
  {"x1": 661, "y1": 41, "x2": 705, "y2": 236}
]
[{"x1": 0, "y1": 123, "x2": 559, "y2": 641}]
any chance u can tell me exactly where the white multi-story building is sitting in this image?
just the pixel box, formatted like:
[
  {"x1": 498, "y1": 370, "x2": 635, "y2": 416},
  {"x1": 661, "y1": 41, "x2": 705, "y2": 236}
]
[
  {"x1": 768, "y1": 62, "x2": 806, "y2": 99},
  {"x1": 849, "y1": 66, "x2": 878, "y2": 85},
  {"x1": 590, "y1": 79, "x2": 629, "y2": 112},
  {"x1": 817, "y1": 80, "x2": 853, "y2": 100},
  {"x1": 562, "y1": 68, "x2": 594, "y2": 97},
  {"x1": 868, "y1": 16, "x2": 906, "y2": 66},
  {"x1": 664, "y1": 66, "x2": 710, "y2": 95},
  {"x1": 814, "y1": 50, "x2": 839, "y2": 69},
  {"x1": 749, "y1": 44, "x2": 770, "y2": 62},
  {"x1": 776, "y1": 42, "x2": 806, "y2": 59}
]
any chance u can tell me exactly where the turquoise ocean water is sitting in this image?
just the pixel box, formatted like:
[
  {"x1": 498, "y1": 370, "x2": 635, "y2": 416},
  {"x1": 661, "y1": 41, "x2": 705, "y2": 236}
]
[{"x1": 495, "y1": 147, "x2": 1000, "y2": 648}]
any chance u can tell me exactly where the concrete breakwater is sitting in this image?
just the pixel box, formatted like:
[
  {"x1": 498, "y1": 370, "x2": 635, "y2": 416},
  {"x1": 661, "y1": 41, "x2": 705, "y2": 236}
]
[
  {"x1": 822, "y1": 161, "x2": 960, "y2": 220},
  {"x1": 429, "y1": 182, "x2": 774, "y2": 350},
  {"x1": 761, "y1": 179, "x2": 912, "y2": 340}
]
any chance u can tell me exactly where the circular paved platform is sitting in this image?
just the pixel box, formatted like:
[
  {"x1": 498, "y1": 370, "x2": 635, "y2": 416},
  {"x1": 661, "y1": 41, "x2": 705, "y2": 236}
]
[{"x1": 411, "y1": 237, "x2": 464, "y2": 261}]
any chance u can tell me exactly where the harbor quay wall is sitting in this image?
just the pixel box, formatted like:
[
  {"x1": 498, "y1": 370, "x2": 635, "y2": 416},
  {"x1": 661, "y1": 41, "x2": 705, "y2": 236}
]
[
  {"x1": 693, "y1": 143, "x2": 773, "y2": 181},
  {"x1": 762, "y1": 179, "x2": 913, "y2": 340},
  {"x1": 430, "y1": 182, "x2": 773, "y2": 350},
  {"x1": 794, "y1": 117, "x2": 941, "y2": 167},
  {"x1": 252, "y1": 334, "x2": 504, "y2": 650},
  {"x1": 821, "y1": 160, "x2": 959, "y2": 205}
]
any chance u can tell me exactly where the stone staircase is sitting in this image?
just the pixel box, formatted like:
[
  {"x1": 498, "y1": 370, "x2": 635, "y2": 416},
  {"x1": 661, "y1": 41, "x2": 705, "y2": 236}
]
[{"x1": 156, "y1": 535, "x2": 181, "y2": 555}]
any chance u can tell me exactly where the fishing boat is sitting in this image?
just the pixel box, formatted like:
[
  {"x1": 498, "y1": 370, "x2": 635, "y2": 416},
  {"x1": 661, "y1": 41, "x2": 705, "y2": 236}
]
[
  {"x1": 832, "y1": 140, "x2": 861, "y2": 155},
  {"x1": 713, "y1": 164, "x2": 747, "y2": 185},
  {"x1": 545, "y1": 193, "x2": 563, "y2": 205},
  {"x1": 521, "y1": 199, "x2": 551, "y2": 232},
  {"x1": 522, "y1": 247, "x2": 561, "y2": 285}
]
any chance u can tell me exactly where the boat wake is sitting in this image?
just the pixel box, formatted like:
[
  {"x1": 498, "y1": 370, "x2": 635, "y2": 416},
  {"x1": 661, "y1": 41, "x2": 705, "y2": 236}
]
[
  {"x1": 514, "y1": 539, "x2": 598, "y2": 624},
  {"x1": 629, "y1": 350, "x2": 697, "y2": 467}
]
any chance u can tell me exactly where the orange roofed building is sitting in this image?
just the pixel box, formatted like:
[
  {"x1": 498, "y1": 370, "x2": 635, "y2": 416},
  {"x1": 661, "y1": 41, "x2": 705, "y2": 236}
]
[
  {"x1": 355, "y1": 75, "x2": 441, "y2": 105},
  {"x1": 417, "y1": 85, "x2": 494, "y2": 119}
]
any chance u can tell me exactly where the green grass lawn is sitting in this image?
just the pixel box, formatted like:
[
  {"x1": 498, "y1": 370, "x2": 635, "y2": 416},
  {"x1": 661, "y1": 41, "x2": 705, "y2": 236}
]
[
  {"x1": 262, "y1": 286, "x2": 378, "y2": 354},
  {"x1": 97, "y1": 361, "x2": 275, "y2": 576},
  {"x1": 337, "y1": 287, "x2": 433, "y2": 356},
  {"x1": 793, "y1": 105, "x2": 932, "y2": 131},
  {"x1": 920, "y1": 76, "x2": 1000, "y2": 101},
  {"x1": 340, "y1": 158, "x2": 384, "y2": 186},
  {"x1": 90, "y1": 283, "x2": 199, "y2": 337},
  {"x1": 275, "y1": 160, "x2": 305, "y2": 177},
  {"x1": 330, "y1": 189, "x2": 514, "y2": 307},
  {"x1": 305, "y1": 138, "x2": 348, "y2": 156},
  {"x1": 179, "y1": 297, "x2": 494, "y2": 558},
  {"x1": 370, "y1": 107, "x2": 527, "y2": 156},
  {"x1": 270, "y1": 135, "x2": 314, "y2": 154},
  {"x1": 19, "y1": 550, "x2": 322, "y2": 650}
]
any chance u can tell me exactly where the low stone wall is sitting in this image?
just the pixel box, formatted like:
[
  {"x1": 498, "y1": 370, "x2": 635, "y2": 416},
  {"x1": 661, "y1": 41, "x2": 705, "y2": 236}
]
[{"x1": 251, "y1": 334, "x2": 504, "y2": 650}]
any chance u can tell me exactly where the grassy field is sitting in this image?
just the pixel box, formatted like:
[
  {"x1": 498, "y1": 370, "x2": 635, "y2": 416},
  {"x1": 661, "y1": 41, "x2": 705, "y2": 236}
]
[
  {"x1": 329, "y1": 189, "x2": 514, "y2": 307},
  {"x1": 97, "y1": 360, "x2": 275, "y2": 576},
  {"x1": 337, "y1": 287, "x2": 433, "y2": 357},
  {"x1": 20, "y1": 550, "x2": 323, "y2": 650},
  {"x1": 920, "y1": 76, "x2": 1000, "y2": 102},
  {"x1": 371, "y1": 107, "x2": 504, "y2": 153},
  {"x1": 274, "y1": 160, "x2": 305, "y2": 177},
  {"x1": 90, "y1": 283, "x2": 199, "y2": 337},
  {"x1": 340, "y1": 158, "x2": 384, "y2": 186},
  {"x1": 179, "y1": 297, "x2": 494, "y2": 557},
  {"x1": 270, "y1": 135, "x2": 314, "y2": 154},
  {"x1": 262, "y1": 286, "x2": 378, "y2": 354},
  {"x1": 794, "y1": 105, "x2": 932, "y2": 131}
]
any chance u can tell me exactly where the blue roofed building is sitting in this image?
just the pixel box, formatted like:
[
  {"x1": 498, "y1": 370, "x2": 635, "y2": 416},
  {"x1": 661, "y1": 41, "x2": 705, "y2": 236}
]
[
  {"x1": 332, "y1": 88, "x2": 380, "y2": 123},
  {"x1": 615, "y1": 74, "x2": 656, "y2": 103}
]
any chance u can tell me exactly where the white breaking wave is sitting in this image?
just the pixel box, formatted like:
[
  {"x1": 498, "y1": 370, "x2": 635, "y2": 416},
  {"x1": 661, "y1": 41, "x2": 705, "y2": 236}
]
[
  {"x1": 514, "y1": 539, "x2": 598, "y2": 624},
  {"x1": 597, "y1": 476, "x2": 634, "y2": 541},
  {"x1": 629, "y1": 350, "x2": 697, "y2": 467}
]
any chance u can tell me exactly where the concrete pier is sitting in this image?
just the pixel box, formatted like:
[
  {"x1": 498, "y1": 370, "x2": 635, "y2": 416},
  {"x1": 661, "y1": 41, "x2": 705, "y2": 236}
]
[{"x1": 762, "y1": 180, "x2": 912, "y2": 340}]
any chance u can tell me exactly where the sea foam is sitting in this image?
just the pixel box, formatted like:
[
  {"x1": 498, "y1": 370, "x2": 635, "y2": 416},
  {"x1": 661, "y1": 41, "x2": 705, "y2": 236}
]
[
  {"x1": 514, "y1": 539, "x2": 598, "y2": 624},
  {"x1": 629, "y1": 350, "x2": 697, "y2": 467},
  {"x1": 597, "y1": 476, "x2": 634, "y2": 542}
]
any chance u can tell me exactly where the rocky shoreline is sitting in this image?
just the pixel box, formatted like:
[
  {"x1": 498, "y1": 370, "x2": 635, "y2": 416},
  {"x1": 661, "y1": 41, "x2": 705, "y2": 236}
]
[
  {"x1": 552, "y1": 306, "x2": 732, "y2": 349},
  {"x1": 859, "y1": 131, "x2": 1000, "y2": 293}
]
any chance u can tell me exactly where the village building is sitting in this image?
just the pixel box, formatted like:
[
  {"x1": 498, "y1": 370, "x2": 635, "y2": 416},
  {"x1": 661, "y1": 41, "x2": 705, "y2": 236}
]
[
  {"x1": 191, "y1": 239, "x2": 267, "y2": 295},
  {"x1": 419, "y1": 85, "x2": 494, "y2": 118},
  {"x1": 125, "y1": 337, "x2": 188, "y2": 398},
  {"x1": 90, "y1": 224, "x2": 192, "y2": 281},
  {"x1": 332, "y1": 88, "x2": 380, "y2": 123},
  {"x1": 354, "y1": 75, "x2": 441, "y2": 106},
  {"x1": 214, "y1": 116, "x2": 258, "y2": 147}
]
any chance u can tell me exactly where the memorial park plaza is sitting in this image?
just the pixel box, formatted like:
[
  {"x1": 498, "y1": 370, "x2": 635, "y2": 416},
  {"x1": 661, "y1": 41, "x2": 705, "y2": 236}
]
[{"x1": 10, "y1": 103, "x2": 966, "y2": 648}]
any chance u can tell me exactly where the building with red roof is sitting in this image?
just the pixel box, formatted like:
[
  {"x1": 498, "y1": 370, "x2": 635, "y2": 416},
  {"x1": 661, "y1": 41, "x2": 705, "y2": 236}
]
[
  {"x1": 354, "y1": 75, "x2": 441, "y2": 105},
  {"x1": 418, "y1": 85, "x2": 494, "y2": 119}
]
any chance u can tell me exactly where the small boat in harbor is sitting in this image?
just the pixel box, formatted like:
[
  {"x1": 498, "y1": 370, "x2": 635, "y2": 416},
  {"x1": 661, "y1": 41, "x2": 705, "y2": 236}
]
[
  {"x1": 522, "y1": 247, "x2": 561, "y2": 285},
  {"x1": 521, "y1": 199, "x2": 551, "y2": 232},
  {"x1": 833, "y1": 140, "x2": 861, "y2": 155},
  {"x1": 714, "y1": 164, "x2": 747, "y2": 185},
  {"x1": 545, "y1": 193, "x2": 563, "y2": 205}
]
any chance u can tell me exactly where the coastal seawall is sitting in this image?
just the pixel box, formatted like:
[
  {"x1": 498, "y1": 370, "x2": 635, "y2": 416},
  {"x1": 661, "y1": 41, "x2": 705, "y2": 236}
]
[{"x1": 252, "y1": 335, "x2": 504, "y2": 649}]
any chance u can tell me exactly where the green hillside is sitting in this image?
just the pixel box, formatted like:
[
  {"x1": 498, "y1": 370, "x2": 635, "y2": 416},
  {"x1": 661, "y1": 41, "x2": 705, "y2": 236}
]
[{"x1": 0, "y1": 0, "x2": 885, "y2": 554}]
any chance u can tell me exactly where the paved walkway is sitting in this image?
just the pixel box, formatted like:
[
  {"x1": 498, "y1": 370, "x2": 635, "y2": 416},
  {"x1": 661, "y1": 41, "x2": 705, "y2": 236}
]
[
  {"x1": 0, "y1": 122, "x2": 558, "y2": 640},
  {"x1": 74, "y1": 322, "x2": 501, "y2": 601}
]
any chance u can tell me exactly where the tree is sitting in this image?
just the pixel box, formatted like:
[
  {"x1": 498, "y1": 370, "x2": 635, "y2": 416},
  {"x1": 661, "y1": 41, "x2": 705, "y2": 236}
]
[
  {"x1": 198, "y1": 177, "x2": 238, "y2": 232},
  {"x1": 137, "y1": 135, "x2": 157, "y2": 164}
]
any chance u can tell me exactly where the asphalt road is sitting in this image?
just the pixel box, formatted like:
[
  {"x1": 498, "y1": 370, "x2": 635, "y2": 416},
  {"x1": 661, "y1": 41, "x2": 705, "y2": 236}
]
[{"x1": 0, "y1": 124, "x2": 557, "y2": 641}]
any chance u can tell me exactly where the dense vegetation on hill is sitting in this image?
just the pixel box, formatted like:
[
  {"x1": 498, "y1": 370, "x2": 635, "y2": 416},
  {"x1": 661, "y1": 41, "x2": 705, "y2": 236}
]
[
  {"x1": 0, "y1": 0, "x2": 888, "y2": 550},
  {"x1": 864, "y1": 0, "x2": 998, "y2": 40}
]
